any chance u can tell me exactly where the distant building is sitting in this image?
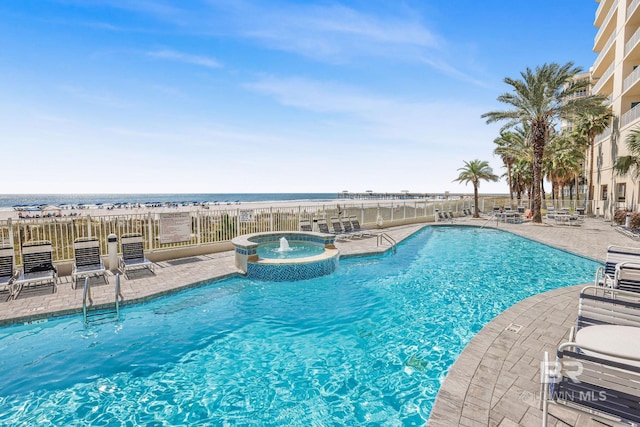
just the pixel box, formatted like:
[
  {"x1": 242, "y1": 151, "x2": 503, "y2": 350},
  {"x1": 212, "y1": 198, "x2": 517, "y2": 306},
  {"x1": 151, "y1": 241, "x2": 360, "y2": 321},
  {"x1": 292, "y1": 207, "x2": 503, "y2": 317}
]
[{"x1": 590, "y1": 0, "x2": 640, "y2": 216}]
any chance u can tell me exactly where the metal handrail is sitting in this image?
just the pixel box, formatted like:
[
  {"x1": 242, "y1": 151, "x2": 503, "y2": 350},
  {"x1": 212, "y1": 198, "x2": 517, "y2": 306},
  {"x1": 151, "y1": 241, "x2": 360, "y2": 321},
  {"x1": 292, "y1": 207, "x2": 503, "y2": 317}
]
[
  {"x1": 115, "y1": 273, "x2": 121, "y2": 319},
  {"x1": 377, "y1": 233, "x2": 397, "y2": 254},
  {"x1": 82, "y1": 277, "x2": 92, "y2": 325},
  {"x1": 481, "y1": 214, "x2": 498, "y2": 229}
]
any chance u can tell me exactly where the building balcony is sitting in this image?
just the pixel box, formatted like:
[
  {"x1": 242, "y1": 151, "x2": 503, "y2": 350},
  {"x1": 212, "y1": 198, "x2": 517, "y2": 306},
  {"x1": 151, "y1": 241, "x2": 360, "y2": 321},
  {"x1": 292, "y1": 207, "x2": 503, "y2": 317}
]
[
  {"x1": 595, "y1": 0, "x2": 614, "y2": 27},
  {"x1": 592, "y1": 32, "x2": 616, "y2": 75},
  {"x1": 628, "y1": 0, "x2": 640, "y2": 26},
  {"x1": 624, "y1": 66, "x2": 640, "y2": 94},
  {"x1": 621, "y1": 104, "x2": 640, "y2": 128},
  {"x1": 593, "y1": 62, "x2": 615, "y2": 95},
  {"x1": 626, "y1": 27, "x2": 640, "y2": 58},
  {"x1": 594, "y1": 1, "x2": 617, "y2": 52}
]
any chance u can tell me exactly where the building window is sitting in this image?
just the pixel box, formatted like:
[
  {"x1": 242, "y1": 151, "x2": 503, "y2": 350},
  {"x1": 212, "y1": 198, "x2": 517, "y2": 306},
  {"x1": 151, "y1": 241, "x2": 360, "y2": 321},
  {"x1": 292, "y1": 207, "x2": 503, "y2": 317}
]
[
  {"x1": 617, "y1": 183, "x2": 626, "y2": 202},
  {"x1": 601, "y1": 185, "x2": 608, "y2": 201}
]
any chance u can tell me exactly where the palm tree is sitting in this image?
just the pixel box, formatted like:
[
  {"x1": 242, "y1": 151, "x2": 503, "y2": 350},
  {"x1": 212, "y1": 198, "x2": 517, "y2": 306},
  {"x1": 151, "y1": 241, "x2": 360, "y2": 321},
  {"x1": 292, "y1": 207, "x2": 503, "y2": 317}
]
[
  {"x1": 453, "y1": 159, "x2": 499, "y2": 218},
  {"x1": 482, "y1": 62, "x2": 606, "y2": 223},
  {"x1": 574, "y1": 107, "x2": 613, "y2": 209},
  {"x1": 614, "y1": 127, "x2": 640, "y2": 178},
  {"x1": 493, "y1": 129, "x2": 524, "y2": 206},
  {"x1": 544, "y1": 132, "x2": 584, "y2": 202}
]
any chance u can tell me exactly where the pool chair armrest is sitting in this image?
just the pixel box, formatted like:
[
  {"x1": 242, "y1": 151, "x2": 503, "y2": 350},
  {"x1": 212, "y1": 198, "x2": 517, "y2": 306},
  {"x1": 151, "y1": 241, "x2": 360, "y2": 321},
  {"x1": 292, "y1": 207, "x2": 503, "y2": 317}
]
[{"x1": 594, "y1": 266, "x2": 614, "y2": 288}]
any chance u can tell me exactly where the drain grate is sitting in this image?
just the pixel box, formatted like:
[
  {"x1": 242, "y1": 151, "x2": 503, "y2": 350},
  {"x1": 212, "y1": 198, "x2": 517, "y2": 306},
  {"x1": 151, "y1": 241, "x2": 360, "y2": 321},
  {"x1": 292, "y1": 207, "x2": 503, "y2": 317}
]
[{"x1": 505, "y1": 323, "x2": 523, "y2": 333}]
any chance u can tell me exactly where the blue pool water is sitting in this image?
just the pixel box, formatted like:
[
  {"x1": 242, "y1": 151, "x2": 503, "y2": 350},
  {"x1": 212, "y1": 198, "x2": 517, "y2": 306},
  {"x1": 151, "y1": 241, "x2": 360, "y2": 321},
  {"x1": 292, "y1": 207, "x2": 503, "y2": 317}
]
[
  {"x1": 257, "y1": 242, "x2": 325, "y2": 259},
  {"x1": 0, "y1": 227, "x2": 599, "y2": 425}
]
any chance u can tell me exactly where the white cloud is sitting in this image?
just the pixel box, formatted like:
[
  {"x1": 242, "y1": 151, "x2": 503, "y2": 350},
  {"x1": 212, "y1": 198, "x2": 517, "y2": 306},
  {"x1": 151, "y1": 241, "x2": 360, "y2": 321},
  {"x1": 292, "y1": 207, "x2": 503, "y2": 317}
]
[{"x1": 147, "y1": 49, "x2": 222, "y2": 69}]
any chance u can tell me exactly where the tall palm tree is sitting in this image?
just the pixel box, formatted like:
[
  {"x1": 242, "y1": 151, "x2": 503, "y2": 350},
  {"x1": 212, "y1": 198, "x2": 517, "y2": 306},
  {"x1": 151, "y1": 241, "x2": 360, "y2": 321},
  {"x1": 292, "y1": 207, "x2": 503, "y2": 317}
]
[
  {"x1": 482, "y1": 62, "x2": 606, "y2": 223},
  {"x1": 614, "y1": 127, "x2": 640, "y2": 178},
  {"x1": 544, "y1": 132, "x2": 584, "y2": 202},
  {"x1": 574, "y1": 107, "x2": 613, "y2": 209},
  {"x1": 493, "y1": 128, "x2": 527, "y2": 206},
  {"x1": 453, "y1": 159, "x2": 499, "y2": 218}
]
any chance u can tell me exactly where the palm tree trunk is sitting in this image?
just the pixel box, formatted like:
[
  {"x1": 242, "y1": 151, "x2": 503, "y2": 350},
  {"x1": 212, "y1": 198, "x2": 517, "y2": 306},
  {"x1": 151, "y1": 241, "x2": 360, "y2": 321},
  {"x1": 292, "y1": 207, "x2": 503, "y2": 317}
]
[
  {"x1": 588, "y1": 135, "x2": 595, "y2": 213},
  {"x1": 507, "y1": 163, "x2": 513, "y2": 207},
  {"x1": 473, "y1": 185, "x2": 479, "y2": 218},
  {"x1": 532, "y1": 123, "x2": 546, "y2": 223}
]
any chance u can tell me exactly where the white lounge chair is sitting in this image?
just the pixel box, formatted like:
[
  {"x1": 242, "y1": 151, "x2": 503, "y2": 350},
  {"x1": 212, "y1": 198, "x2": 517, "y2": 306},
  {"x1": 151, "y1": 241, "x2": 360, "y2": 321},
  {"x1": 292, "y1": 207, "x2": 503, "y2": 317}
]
[
  {"x1": 594, "y1": 245, "x2": 640, "y2": 288},
  {"x1": 299, "y1": 219, "x2": 313, "y2": 232},
  {"x1": 540, "y1": 285, "x2": 640, "y2": 426},
  {"x1": 0, "y1": 246, "x2": 17, "y2": 300},
  {"x1": 541, "y1": 341, "x2": 640, "y2": 426},
  {"x1": 570, "y1": 285, "x2": 640, "y2": 339},
  {"x1": 119, "y1": 234, "x2": 154, "y2": 278},
  {"x1": 13, "y1": 241, "x2": 57, "y2": 298},
  {"x1": 72, "y1": 238, "x2": 108, "y2": 288}
]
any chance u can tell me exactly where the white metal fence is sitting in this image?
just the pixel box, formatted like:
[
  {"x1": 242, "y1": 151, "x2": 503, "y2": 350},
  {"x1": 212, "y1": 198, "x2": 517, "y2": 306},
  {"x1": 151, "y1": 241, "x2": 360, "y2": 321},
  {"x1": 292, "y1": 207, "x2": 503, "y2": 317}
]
[
  {"x1": 3, "y1": 196, "x2": 603, "y2": 264},
  {"x1": 1, "y1": 199, "x2": 498, "y2": 264}
]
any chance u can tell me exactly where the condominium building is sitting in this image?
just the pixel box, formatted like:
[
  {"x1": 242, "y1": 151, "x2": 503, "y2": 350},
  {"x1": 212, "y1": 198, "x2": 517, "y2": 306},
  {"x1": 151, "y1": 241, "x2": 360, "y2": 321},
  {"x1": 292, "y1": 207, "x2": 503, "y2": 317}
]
[{"x1": 590, "y1": 0, "x2": 640, "y2": 217}]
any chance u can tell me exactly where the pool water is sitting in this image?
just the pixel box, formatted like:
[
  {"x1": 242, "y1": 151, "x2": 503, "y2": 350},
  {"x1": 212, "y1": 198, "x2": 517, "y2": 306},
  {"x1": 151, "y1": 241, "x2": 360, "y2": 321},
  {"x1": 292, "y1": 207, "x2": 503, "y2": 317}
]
[
  {"x1": 0, "y1": 227, "x2": 599, "y2": 425},
  {"x1": 257, "y1": 242, "x2": 325, "y2": 259}
]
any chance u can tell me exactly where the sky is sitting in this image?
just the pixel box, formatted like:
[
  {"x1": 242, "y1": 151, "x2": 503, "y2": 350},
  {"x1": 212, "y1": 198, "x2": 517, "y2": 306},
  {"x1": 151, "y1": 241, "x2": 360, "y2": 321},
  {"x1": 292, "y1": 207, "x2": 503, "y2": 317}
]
[{"x1": 0, "y1": 0, "x2": 599, "y2": 195}]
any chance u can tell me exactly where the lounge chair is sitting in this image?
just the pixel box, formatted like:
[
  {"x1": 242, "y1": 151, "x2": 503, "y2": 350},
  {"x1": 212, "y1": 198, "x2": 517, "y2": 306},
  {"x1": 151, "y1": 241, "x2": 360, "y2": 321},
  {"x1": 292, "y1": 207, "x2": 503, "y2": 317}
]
[
  {"x1": 340, "y1": 217, "x2": 361, "y2": 238},
  {"x1": 349, "y1": 216, "x2": 375, "y2": 237},
  {"x1": 299, "y1": 219, "x2": 313, "y2": 232},
  {"x1": 119, "y1": 234, "x2": 154, "y2": 278},
  {"x1": 13, "y1": 241, "x2": 57, "y2": 298},
  {"x1": 0, "y1": 246, "x2": 17, "y2": 300},
  {"x1": 72, "y1": 238, "x2": 108, "y2": 288},
  {"x1": 540, "y1": 285, "x2": 640, "y2": 425},
  {"x1": 545, "y1": 206, "x2": 555, "y2": 220},
  {"x1": 316, "y1": 218, "x2": 331, "y2": 234},
  {"x1": 541, "y1": 341, "x2": 640, "y2": 426},
  {"x1": 594, "y1": 245, "x2": 640, "y2": 288},
  {"x1": 571, "y1": 285, "x2": 640, "y2": 337},
  {"x1": 329, "y1": 217, "x2": 350, "y2": 239}
]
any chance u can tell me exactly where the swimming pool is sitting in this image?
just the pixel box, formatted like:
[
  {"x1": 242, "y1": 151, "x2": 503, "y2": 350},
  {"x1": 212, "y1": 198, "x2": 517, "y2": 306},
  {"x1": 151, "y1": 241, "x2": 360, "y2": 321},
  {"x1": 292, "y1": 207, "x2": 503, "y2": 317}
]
[{"x1": 0, "y1": 227, "x2": 599, "y2": 425}]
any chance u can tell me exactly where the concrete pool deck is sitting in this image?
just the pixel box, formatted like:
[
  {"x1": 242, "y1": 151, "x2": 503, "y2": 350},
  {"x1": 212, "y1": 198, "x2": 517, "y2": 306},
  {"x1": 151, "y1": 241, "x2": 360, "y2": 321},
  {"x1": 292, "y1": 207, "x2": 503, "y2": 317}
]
[{"x1": 0, "y1": 216, "x2": 636, "y2": 426}]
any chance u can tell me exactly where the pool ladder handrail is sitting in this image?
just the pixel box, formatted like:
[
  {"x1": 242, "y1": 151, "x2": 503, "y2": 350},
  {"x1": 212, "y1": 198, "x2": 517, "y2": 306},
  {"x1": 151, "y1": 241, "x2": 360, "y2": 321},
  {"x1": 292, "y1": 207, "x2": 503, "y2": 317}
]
[
  {"x1": 377, "y1": 233, "x2": 397, "y2": 254},
  {"x1": 82, "y1": 273, "x2": 122, "y2": 325},
  {"x1": 480, "y1": 214, "x2": 498, "y2": 229}
]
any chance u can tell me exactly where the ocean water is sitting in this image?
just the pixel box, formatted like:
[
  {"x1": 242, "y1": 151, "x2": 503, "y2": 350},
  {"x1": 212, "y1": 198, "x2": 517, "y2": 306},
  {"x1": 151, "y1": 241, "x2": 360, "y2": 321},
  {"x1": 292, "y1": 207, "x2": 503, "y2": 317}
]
[{"x1": 0, "y1": 193, "x2": 338, "y2": 209}]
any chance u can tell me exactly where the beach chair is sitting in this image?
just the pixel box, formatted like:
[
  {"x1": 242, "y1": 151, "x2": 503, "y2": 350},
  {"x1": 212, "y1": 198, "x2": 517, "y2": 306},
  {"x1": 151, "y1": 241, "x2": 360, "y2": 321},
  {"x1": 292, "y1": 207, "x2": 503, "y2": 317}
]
[
  {"x1": 119, "y1": 234, "x2": 154, "y2": 278},
  {"x1": 316, "y1": 218, "x2": 331, "y2": 234},
  {"x1": 594, "y1": 245, "x2": 640, "y2": 288},
  {"x1": 329, "y1": 217, "x2": 350, "y2": 239},
  {"x1": 12, "y1": 241, "x2": 57, "y2": 298},
  {"x1": 299, "y1": 219, "x2": 313, "y2": 232},
  {"x1": 72, "y1": 238, "x2": 108, "y2": 288},
  {"x1": 541, "y1": 341, "x2": 640, "y2": 427},
  {"x1": 340, "y1": 217, "x2": 361, "y2": 238},
  {"x1": 569, "y1": 285, "x2": 640, "y2": 340},
  {"x1": 0, "y1": 246, "x2": 17, "y2": 300},
  {"x1": 349, "y1": 216, "x2": 375, "y2": 237}
]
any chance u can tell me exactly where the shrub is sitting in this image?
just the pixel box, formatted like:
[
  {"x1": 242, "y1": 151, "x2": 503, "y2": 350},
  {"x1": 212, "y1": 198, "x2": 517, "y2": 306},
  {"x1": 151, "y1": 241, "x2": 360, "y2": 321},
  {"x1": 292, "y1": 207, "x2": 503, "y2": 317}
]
[{"x1": 613, "y1": 209, "x2": 640, "y2": 227}]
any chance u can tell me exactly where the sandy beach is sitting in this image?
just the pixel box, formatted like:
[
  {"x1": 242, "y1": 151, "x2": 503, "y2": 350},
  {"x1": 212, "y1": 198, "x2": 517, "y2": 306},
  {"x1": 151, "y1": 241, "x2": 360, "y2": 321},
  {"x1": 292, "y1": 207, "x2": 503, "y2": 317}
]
[{"x1": 0, "y1": 197, "x2": 444, "y2": 222}]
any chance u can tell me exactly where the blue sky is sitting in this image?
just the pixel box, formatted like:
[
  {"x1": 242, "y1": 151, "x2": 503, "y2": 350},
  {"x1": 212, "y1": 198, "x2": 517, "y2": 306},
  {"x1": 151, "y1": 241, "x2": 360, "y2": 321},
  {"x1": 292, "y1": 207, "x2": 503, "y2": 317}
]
[{"x1": 1, "y1": 0, "x2": 598, "y2": 194}]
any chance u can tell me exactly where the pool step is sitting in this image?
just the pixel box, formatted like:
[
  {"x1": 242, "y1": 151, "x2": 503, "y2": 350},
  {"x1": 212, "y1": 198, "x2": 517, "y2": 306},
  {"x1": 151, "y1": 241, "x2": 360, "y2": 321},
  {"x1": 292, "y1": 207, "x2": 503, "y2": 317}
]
[{"x1": 84, "y1": 308, "x2": 119, "y2": 325}]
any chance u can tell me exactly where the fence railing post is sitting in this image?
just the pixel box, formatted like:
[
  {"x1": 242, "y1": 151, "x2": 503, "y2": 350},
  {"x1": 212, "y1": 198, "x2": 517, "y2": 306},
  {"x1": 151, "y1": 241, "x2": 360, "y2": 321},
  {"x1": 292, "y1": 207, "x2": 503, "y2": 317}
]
[
  {"x1": 196, "y1": 210, "x2": 201, "y2": 245},
  {"x1": 147, "y1": 212, "x2": 153, "y2": 250}
]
